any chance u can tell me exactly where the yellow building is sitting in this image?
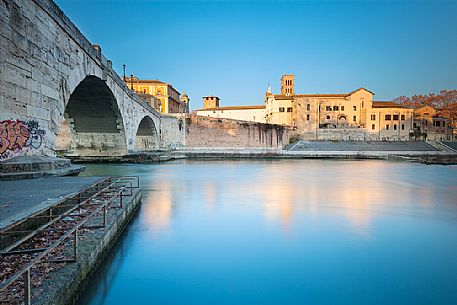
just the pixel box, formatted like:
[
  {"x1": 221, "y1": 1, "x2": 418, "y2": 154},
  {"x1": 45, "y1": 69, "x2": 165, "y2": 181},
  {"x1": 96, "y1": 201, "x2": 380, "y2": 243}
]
[
  {"x1": 198, "y1": 74, "x2": 416, "y2": 141},
  {"x1": 413, "y1": 105, "x2": 452, "y2": 140},
  {"x1": 125, "y1": 76, "x2": 188, "y2": 113},
  {"x1": 264, "y1": 74, "x2": 414, "y2": 140}
]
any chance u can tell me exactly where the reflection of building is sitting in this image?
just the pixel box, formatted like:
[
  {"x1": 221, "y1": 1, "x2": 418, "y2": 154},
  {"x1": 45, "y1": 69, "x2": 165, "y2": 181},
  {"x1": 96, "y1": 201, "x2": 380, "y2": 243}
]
[
  {"x1": 413, "y1": 105, "x2": 452, "y2": 140},
  {"x1": 197, "y1": 74, "x2": 415, "y2": 140},
  {"x1": 125, "y1": 76, "x2": 189, "y2": 113}
]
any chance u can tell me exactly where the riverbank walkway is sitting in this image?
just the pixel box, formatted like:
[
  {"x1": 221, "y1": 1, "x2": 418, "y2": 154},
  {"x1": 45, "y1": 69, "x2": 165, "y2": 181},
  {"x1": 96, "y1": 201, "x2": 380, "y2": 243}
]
[{"x1": 0, "y1": 176, "x2": 104, "y2": 230}]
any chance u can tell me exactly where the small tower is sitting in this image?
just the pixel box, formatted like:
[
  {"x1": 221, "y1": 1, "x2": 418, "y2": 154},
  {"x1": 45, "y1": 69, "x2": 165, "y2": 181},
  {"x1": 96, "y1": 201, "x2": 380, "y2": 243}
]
[
  {"x1": 180, "y1": 91, "x2": 190, "y2": 113},
  {"x1": 281, "y1": 74, "x2": 295, "y2": 96},
  {"x1": 203, "y1": 96, "x2": 220, "y2": 109}
]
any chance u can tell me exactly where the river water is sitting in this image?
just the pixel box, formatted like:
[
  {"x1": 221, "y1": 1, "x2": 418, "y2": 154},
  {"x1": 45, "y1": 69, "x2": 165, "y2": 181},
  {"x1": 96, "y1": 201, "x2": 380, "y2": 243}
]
[{"x1": 76, "y1": 160, "x2": 457, "y2": 305}]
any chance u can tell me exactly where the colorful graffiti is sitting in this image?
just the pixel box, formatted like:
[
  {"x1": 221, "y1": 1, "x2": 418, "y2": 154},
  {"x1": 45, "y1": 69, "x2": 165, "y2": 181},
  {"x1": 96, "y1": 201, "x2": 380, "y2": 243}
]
[{"x1": 0, "y1": 119, "x2": 46, "y2": 156}]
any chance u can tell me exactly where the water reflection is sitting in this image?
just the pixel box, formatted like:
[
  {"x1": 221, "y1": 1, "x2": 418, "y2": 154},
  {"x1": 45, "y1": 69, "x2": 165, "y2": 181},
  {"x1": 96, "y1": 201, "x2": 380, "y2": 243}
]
[{"x1": 77, "y1": 160, "x2": 457, "y2": 305}]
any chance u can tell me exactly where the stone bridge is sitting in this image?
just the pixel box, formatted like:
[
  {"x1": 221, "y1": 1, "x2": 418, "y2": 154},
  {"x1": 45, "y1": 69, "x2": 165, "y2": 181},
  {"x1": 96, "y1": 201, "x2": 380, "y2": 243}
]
[{"x1": 0, "y1": 0, "x2": 185, "y2": 160}]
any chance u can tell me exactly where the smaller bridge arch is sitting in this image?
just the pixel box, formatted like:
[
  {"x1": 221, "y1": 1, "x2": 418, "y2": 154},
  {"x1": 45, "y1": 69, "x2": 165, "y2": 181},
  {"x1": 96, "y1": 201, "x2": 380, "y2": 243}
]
[{"x1": 134, "y1": 116, "x2": 160, "y2": 150}]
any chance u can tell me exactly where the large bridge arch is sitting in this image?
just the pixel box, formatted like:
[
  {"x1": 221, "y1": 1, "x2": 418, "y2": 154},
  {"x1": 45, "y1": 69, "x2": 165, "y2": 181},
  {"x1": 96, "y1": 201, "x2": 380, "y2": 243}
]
[
  {"x1": 134, "y1": 116, "x2": 160, "y2": 150},
  {"x1": 56, "y1": 75, "x2": 128, "y2": 156}
]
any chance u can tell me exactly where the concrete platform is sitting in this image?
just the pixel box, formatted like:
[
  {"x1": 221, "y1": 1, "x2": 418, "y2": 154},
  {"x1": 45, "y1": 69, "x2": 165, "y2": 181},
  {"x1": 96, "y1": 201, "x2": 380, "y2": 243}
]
[
  {"x1": 0, "y1": 156, "x2": 85, "y2": 180},
  {"x1": 287, "y1": 140, "x2": 439, "y2": 152},
  {"x1": 0, "y1": 176, "x2": 104, "y2": 229}
]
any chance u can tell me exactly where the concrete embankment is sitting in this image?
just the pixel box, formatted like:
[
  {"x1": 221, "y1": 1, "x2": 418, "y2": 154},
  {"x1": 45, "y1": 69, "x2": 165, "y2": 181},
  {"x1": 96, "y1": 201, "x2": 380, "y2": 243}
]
[
  {"x1": 35, "y1": 189, "x2": 142, "y2": 305},
  {"x1": 174, "y1": 140, "x2": 457, "y2": 164},
  {"x1": 0, "y1": 177, "x2": 142, "y2": 305}
]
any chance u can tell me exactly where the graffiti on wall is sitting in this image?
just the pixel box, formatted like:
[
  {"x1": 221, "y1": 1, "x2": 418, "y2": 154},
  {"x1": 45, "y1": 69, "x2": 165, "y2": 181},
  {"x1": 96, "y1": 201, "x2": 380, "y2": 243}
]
[{"x1": 0, "y1": 119, "x2": 46, "y2": 157}]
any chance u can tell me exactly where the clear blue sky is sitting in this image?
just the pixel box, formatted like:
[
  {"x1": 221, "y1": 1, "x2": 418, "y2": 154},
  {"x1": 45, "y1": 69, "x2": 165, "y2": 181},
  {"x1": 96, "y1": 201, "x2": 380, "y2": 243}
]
[{"x1": 54, "y1": 0, "x2": 457, "y2": 110}]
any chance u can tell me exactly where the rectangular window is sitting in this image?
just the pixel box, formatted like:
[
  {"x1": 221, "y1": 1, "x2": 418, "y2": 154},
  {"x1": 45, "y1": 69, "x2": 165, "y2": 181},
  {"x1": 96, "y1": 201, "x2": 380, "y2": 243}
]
[
  {"x1": 341, "y1": 106, "x2": 345, "y2": 111},
  {"x1": 394, "y1": 124, "x2": 397, "y2": 130},
  {"x1": 307, "y1": 104, "x2": 310, "y2": 111},
  {"x1": 306, "y1": 114, "x2": 310, "y2": 121},
  {"x1": 401, "y1": 115, "x2": 405, "y2": 120},
  {"x1": 401, "y1": 124, "x2": 405, "y2": 130},
  {"x1": 279, "y1": 107, "x2": 285, "y2": 112},
  {"x1": 287, "y1": 107, "x2": 292, "y2": 112},
  {"x1": 436, "y1": 121, "x2": 441, "y2": 127},
  {"x1": 353, "y1": 115, "x2": 356, "y2": 122},
  {"x1": 372, "y1": 124, "x2": 375, "y2": 130},
  {"x1": 371, "y1": 114, "x2": 376, "y2": 121},
  {"x1": 413, "y1": 123, "x2": 417, "y2": 128},
  {"x1": 393, "y1": 115, "x2": 399, "y2": 120},
  {"x1": 333, "y1": 106, "x2": 339, "y2": 111},
  {"x1": 326, "y1": 115, "x2": 330, "y2": 120},
  {"x1": 353, "y1": 106, "x2": 357, "y2": 111},
  {"x1": 443, "y1": 122, "x2": 446, "y2": 127},
  {"x1": 326, "y1": 106, "x2": 332, "y2": 111},
  {"x1": 385, "y1": 114, "x2": 391, "y2": 120},
  {"x1": 386, "y1": 124, "x2": 390, "y2": 130}
]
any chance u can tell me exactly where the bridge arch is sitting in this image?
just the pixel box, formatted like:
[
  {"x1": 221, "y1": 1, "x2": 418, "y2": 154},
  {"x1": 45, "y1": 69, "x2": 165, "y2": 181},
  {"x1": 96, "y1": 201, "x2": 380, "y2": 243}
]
[
  {"x1": 134, "y1": 116, "x2": 160, "y2": 150},
  {"x1": 56, "y1": 75, "x2": 127, "y2": 156}
]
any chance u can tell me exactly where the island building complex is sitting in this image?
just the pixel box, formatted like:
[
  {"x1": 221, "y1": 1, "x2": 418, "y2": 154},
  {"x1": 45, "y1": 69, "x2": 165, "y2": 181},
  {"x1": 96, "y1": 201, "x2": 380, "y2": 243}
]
[
  {"x1": 125, "y1": 76, "x2": 189, "y2": 114},
  {"x1": 197, "y1": 74, "x2": 453, "y2": 141}
]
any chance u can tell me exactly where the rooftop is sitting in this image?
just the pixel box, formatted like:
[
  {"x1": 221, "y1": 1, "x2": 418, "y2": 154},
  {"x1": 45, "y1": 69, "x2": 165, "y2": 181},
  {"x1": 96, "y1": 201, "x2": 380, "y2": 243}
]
[{"x1": 197, "y1": 105, "x2": 266, "y2": 111}]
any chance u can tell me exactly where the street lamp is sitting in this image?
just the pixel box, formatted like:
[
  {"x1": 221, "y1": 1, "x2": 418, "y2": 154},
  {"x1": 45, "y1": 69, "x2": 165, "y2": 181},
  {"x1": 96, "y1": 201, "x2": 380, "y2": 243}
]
[{"x1": 123, "y1": 64, "x2": 126, "y2": 82}]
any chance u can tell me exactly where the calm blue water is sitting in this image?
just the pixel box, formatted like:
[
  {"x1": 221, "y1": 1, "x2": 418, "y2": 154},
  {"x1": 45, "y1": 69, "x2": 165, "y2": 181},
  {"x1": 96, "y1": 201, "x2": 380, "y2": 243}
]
[{"x1": 76, "y1": 160, "x2": 457, "y2": 305}]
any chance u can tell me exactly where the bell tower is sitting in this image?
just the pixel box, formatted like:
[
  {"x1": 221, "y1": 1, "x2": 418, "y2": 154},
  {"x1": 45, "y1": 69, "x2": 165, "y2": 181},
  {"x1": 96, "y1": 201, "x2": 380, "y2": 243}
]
[
  {"x1": 281, "y1": 74, "x2": 295, "y2": 96},
  {"x1": 180, "y1": 91, "x2": 190, "y2": 113}
]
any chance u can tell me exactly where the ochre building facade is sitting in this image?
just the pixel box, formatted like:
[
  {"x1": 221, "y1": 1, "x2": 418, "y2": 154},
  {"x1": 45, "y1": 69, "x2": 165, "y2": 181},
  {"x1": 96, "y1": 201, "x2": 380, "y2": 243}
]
[
  {"x1": 125, "y1": 77, "x2": 189, "y2": 114},
  {"x1": 197, "y1": 74, "x2": 415, "y2": 141}
]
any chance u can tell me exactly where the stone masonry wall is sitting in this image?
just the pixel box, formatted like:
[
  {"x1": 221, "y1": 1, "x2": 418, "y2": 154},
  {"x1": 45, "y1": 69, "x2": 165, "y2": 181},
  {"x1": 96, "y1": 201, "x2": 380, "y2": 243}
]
[
  {"x1": 186, "y1": 116, "x2": 291, "y2": 148},
  {"x1": 0, "y1": 0, "x2": 183, "y2": 159}
]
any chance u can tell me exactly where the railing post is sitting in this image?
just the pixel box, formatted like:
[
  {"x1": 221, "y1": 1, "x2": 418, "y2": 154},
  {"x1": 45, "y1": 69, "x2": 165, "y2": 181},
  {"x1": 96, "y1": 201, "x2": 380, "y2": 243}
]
[
  {"x1": 73, "y1": 229, "x2": 78, "y2": 261},
  {"x1": 24, "y1": 268, "x2": 31, "y2": 305},
  {"x1": 102, "y1": 206, "x2": 107, "y2": 227}
]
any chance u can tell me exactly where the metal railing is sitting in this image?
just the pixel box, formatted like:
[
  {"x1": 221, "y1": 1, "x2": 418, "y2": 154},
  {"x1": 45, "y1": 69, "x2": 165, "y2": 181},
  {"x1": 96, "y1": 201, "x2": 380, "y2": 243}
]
[{"x1": 0, "y1": 176, "x2": 139, "y2": 305}]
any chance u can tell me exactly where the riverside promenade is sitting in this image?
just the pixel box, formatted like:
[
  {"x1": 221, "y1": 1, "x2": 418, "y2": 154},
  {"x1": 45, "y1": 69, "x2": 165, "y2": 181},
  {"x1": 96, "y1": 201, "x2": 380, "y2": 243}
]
[
  {"x1": 0, "y1": 176, "x2": 142, "y2": 305},
  {"x1": 174, "y1": 141, "x2": 457, "y2": 165}
]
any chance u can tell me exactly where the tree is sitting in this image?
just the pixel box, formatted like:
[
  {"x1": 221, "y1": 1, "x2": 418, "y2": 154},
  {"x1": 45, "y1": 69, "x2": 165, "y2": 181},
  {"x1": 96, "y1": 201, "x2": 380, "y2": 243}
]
[{"x1": 394, "y1": 90, "x2": 457, "y2": 128}]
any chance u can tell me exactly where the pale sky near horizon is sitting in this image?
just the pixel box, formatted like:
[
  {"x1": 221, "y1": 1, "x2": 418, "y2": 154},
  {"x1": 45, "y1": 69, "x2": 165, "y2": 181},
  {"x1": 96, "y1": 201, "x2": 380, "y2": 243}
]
[{"x1": 54, "y1": 0, "x2": 457, "y2": 110}]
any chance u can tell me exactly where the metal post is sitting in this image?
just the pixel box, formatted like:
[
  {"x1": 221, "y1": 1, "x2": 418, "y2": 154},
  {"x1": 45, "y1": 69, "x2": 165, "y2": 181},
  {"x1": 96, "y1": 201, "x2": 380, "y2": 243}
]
[
  {"x1": 24, "y1": 268, "x2": 31, "y2": 305},
  {"x1": 120, "y1": 192, "x2": 123, "y2": 208},
  {"x1": 130, "y1": 74, "x2": 133, "y2": 90},
  {"x1": 123, "y1": 64, "x2": 126, "y2": 82},
  {"x1": 73, "y1": 229, "x2": 78, "y2": 261},
  {"x1": 103, "y1": 206, "x2": 106, "y2": 227}
]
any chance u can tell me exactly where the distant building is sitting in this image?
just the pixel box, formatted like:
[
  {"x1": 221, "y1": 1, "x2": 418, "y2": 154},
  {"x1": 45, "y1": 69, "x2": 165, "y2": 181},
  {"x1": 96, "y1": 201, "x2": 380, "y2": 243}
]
[
  {"x1": 180, "y1": 92, "x2": 190, "y2": 113},
  {"x1": 413, "y1": 105, "x2": 452, "y2": 140},
  {"x1": 198, "y1": 74, "x2": 417, "y2": 141},
  {"x1": 125, "y1": 76, "x2": 188, "y2": 113}
]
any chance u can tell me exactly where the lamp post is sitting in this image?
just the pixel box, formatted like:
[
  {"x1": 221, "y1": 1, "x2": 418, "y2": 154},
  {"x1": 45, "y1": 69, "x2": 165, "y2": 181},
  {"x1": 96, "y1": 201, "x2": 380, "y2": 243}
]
[
  {"x1": 130, "y1": 74, "x2": 133, "y2": 90},
  {"x1": 123, "y1": 64, "x2": 126, "y2": 82}
]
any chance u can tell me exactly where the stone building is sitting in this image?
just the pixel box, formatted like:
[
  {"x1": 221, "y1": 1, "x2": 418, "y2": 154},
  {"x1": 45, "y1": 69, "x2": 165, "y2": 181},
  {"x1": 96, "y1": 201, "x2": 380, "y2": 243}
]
[
  {"x1": 197, "y1": 95, "x2": 266, "y2": 123},
  {"x1": 413, "y1": 105, "x2": 452, "y2": 140},
  {"x1": 124, "y1": 76, "x2": 188, "y2": 114},
  {"x1": 266, "y1": 75, "x2": 414, "y2": 140},
  {"x1": 197, "y1": 74, "x2": 416, "y2": 141}
]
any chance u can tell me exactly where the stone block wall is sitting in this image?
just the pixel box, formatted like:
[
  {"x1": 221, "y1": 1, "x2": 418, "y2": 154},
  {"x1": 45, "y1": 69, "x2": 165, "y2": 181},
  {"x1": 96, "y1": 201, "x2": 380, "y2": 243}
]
[
  {"x1": 186, "y1": 116, "x2": 291, "y2": 148},
  {"x1": 160, "y1": 115, "x2": 185, "y2": 149}
]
